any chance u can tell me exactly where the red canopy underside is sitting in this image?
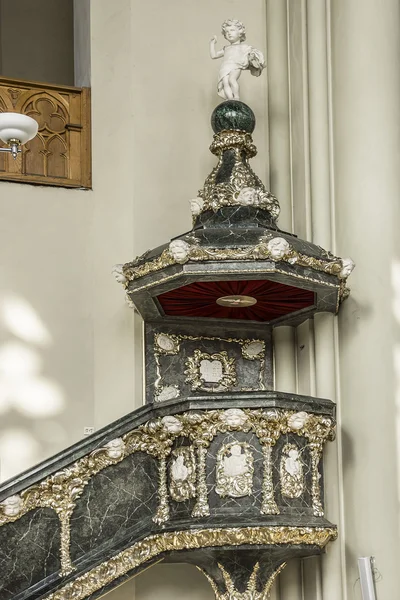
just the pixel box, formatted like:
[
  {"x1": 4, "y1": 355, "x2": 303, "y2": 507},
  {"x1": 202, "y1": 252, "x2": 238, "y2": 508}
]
[{"x1": 157, "y1": 280, "x2": 315, "y2": 322}]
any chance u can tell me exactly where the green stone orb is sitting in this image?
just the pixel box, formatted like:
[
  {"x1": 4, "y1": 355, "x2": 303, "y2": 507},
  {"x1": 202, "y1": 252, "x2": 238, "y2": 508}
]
[{"x1": 211, "y1": 101, "x2": 256, "y2": 134}]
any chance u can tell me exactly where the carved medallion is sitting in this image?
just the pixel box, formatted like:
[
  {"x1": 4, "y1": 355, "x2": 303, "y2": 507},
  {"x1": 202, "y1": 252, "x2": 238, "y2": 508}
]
[
  {"x1": 216, "y1": 442, "x2": 254, "y2": 498},
  {"x1": 184, "y1": 350, "x2": 236, "y2": 392},
  {"x1": 280, "y1": 443, "x2": 304, "y2": 498},
  {"x1": 155, "y1": 385, "x2": 180, "y2": 403},
  {"x1": 169, "y1": 447, "x2": 196, "y2": 502},
  {"x1": 241, "y1": 340, "x2": 265, "y2": 360},
  {"x1": 155, "y1": 332, "x2": 180, "y2": 355}
]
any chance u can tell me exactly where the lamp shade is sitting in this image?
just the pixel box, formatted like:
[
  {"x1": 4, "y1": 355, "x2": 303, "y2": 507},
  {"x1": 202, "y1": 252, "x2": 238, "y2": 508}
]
[{"x1": 0, "y1": 112, "x2": 38, "y2": 145}]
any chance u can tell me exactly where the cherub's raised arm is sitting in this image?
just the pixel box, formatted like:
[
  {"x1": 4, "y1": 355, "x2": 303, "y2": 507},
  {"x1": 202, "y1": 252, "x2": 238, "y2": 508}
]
[{"x1": 210, "y1": 35, "x2": 224, "y2": 59}]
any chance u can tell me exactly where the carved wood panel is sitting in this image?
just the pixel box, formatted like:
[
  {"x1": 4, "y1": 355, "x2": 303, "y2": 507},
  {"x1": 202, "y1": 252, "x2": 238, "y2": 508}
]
[{"x1": 0, "y1": 77, "x2": 91, "y2": 188}]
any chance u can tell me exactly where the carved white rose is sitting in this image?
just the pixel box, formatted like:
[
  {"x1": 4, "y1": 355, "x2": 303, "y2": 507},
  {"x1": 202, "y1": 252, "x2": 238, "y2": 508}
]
[
  {"x1": 267, "y1": 237, "x2": 290, "y2": 260},
  {"x1": 189, "y1": 197, "x2": 204, "y2": 216},
  {"x1": 161, "y1": 415, "x2": 183, "y2": 434},
  {"x1": 105, "y1": 438, "x2": 125, "y2": 459},
  {"x1": 1, "y1": 494, "x2": 24, "y2": 517},
  {"x1": 339, "y1": 257, "x2": 355, "y2": 279},
  {"x1": 288, "y1": 411, "x2": 309, "y2": 431},
  {"x1": 111, "y1": 264, "x2": 127, "y2": 285},
  {"x1": 264, "y1": 409, "x2": 279, "y2": 422},
  {"x1": 169, "y1": 240, "x2": 190, "y2": 264},
  {"x1": 220, "y1": 408, "x2": 248, "y2": 428}
]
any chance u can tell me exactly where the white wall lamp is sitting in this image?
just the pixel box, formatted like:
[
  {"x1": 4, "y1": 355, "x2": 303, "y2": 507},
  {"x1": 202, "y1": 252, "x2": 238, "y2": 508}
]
[
  {"x1": 0, "y1": 112, "x2": 39, "y2": 159},
  {"x1": 358, "y1": 557, "x2": 377, "y2": 600}
]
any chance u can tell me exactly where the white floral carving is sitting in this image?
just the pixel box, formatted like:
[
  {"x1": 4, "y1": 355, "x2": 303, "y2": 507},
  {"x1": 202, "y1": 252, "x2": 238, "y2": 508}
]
[
  {"x1": 267, "y1": 237, "x2": 290, "y2": 260},
  {"x1": 264, "y1": 409, "x2": 279, "y2": 422},
  {"x1": 220, "y1": 408, "x2": 248, "y2": 428},
  {"x1": 288, "y1": 411, "x2": 309, "y2": 431},
  {"x1": 1, "y1": 494, "x2": 23, "y2": 517},
  {"x1": 189, "y1": 197, "x2": 204, "y2": 216},
  {"x1": 161, "y1": 415, "x2": 183, "y2": 434},
  {"x1": 111, "y1": 264, "x2": 127, "y2": 285},
  {"x1": 105, "y1": 438, "x2": 125, "y2": 459},
  {"x1": 339, "y1": 257, "x2": 355, "y2": 279}
]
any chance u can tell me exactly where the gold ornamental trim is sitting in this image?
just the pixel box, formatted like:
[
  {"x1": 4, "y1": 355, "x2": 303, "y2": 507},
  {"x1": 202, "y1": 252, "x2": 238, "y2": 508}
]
[
  {"x1": 43, "y1": 526, "x2": 337, "y2": 600},
  {"x1": 0, "y1": 408, "x2": 335, "y2": 527},
  {"x1": 123, "y1": 236, "x2": 348, "y2": 293},
  {"x1": 199, "y1": 131, "x2": 280, "y2": 217},
  {"x1": 200, "y1": 561, "x2": 287, "y2": 600},
  {"x1": 209, "y1": 130, "x2": 257, "y2": 157},
  {"x1": 0, "y1": 408, "x2": 335, "y2": 576}
]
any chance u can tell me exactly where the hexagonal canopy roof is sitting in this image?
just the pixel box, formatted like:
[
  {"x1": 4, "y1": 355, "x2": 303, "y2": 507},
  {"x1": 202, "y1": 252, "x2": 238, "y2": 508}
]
[{"x1": 118, "y1": 101, "x2": 353, "y2": 326}]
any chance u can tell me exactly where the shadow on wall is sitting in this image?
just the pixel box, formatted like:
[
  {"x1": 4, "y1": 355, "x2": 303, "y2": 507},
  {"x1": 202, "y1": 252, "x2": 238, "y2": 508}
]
[
  {"x1": 0, "y1": 292, "x2": 66, "y2": 482},
  {"x1": 135, "y1": 563, "x2": 213, "y2": 600}
]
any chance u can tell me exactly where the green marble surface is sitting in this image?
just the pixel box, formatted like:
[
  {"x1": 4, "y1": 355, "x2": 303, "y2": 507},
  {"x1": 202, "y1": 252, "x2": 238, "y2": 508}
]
[{"x1": 211, "y1": 100, "x2": 256, "y2": 133}]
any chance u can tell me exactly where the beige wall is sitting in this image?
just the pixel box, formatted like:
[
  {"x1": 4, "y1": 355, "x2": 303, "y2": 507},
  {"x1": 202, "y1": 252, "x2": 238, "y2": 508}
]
[
  {"x1": 332, "y1": 0, "x2": 400, "y2": 597},
  {"x1": 0, "y1": 0, "x2": 74, "y2": 85},
  {"x1": 0, "y1": 184, "x2": 94, "y2": 481}
]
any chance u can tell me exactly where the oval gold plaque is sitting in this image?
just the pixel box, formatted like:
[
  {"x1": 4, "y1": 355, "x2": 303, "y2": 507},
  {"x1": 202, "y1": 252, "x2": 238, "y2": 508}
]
[{"x1": 216, "y1": 295, "x2": 257, "y2": 308}]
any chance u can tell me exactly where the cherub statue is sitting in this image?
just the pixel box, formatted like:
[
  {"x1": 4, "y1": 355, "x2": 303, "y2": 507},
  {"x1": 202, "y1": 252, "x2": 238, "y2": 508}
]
[
  {"x1": 169, "y1": 239, "x2": 190, "y2": 264},
  {"x1": 267, "y1": 237, "x2": 290, "y2": 260},
  {"x1": 171, "y1": 455, "x2": 189, "y2": 481},
  {"x1": 210, "y1": 19, "x2": 265, "y2": 100},
  {"x1": 223, "y1": 444, "x2": 248, "y2": 477}
]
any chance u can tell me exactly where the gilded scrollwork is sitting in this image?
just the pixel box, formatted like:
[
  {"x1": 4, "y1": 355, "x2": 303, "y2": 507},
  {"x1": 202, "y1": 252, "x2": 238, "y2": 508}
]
[
  {"x1": 309, "y1": 442, "x2": 324, "y2": 517},
  {"x1": 192, "y1": 444, "x2": 210, "y2": 517},
  {"x1": 153, "y1": 456, "x2": 170, "y2": 524},
  {"x1": 216, "y1": 442, "x2": 254, "y2": 498},
  {"x1": 261, "y1": 444, "x2": 279, "y2": 515},
  {"x1": 169, "y1": 446, "x2": 196, "y2": 502},
  {"x1": 209, "y1": 131, "x2": 257, "y2": 157},
  {"x1": 43, "y1": 526, "x2": 337, "y2": 600},
  {"x1": 122, "y1": 235, "x2": 348, "y2": 292},
  {"x1": 201, "y1": 561, "x2": 287, "y2": 600},
  {"x1": 197, "y1": 131, "x2": 280, "y2": 219},
  {"x1": 0, "y1": 408, "x2": 335, "y2": 578},
  {"x1": 153, "y1": 333, "x2": 267, "y2": 396},
  {"x1": 184, "y1": 350, "x2": 237, "y2": 392}
]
